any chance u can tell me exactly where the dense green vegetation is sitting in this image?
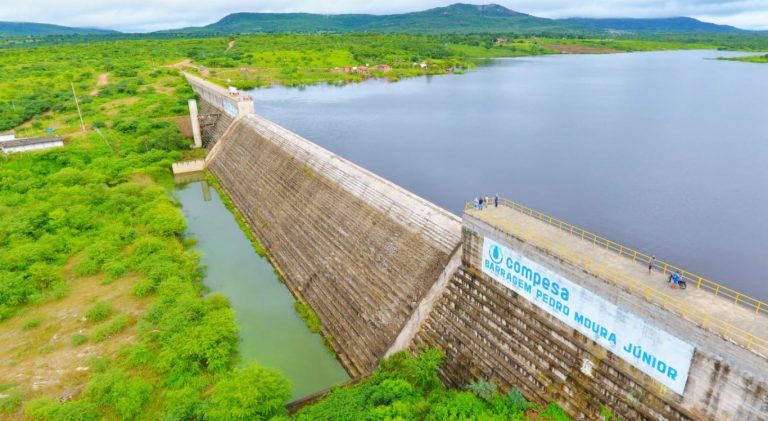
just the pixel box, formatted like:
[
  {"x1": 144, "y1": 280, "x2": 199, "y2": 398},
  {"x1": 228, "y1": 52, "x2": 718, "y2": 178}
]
[
  {"x1": 295, "y1": 349, "x2": 570, "y2": 420},
  {"x1": 0, "y1": 32, "x2": 259, "y2": 419}
]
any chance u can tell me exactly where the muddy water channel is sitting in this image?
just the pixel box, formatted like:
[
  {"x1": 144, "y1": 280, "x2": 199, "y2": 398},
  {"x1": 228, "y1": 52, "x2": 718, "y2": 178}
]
[{"x1": 176, "y1": 179, "x2": 349, "y2": 399}]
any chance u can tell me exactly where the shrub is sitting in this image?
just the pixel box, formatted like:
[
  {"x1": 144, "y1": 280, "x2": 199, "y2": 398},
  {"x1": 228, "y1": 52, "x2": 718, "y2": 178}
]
[
  {"x1": 204, "y1": 364, "x2": 291, "y2": 421},
  {"x1": 132, "y1": 278, "x2": 156, "y2": 297},
  {"x1": 0, "y1": 386, "x2": 22, "y2": 414},
  {"x1": 93, "y1": 314, "x2": 131, "y2": 342},
  {"x1": 162, "y1": 386, "x2": 204, "y2": 420},
  {"x1": 294, "y1": 301, "x2": 321, "y2": 333},
  {"x1": 71, "y1": 334, "x2": 88, "y2": 346},
  {"x1": 26, "y1": 263, "x2": 63, "y2": 290},
  {"x1": 50, "y1": 281, "x2": 70, "y2": 300},
  {"x1": 21, "y1": 317, "x2": 41, "y2": 331},
  {"x1": 102, "y1": 261, "x2": 127, "y2": 284},
  {"x1": 85, "y1": 369, "x2": 152, "y2": 420},
  {"x1": 405, "y1": 347, "x2": 444, "y2": 393},
  {"x1": 24, "y1": 397, "x2": 99, "y2": 421},
  {"x1": 85, "y1": 301, "x2": 112, "y2": 322},
  {"x1": 87, "y1": 356, "x2": 109, "y2": 373},
  {"x1": 468, "y1": 380, "x2": 498, "y2": 403},
  {"x1": 369, "y1": 379, "x2": 417, "y2": 406},
  {"x1": 144, "y1": 204, "x2": 186, "y2": 237},
  {"x1": 503, "y1": 389, "x2": 528, "y2": 413}
]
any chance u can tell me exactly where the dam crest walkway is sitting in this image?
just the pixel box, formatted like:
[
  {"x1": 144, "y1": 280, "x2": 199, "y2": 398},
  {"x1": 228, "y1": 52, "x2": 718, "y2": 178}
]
[{"x1": 467, "y1": 199, "x2": 768, "y2": 359}]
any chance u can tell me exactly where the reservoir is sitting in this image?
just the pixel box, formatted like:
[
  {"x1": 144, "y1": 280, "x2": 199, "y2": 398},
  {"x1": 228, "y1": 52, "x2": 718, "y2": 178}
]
[
  {"x1": 248, "y1": 50, "x2": 768, "y2": 301},
  {"x1": 176, "y1": 179, "x2": 349, "y2": 399}
]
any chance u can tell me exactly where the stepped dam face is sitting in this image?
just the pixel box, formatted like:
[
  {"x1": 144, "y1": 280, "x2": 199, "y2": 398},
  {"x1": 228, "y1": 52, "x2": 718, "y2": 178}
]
[{"x1": 186, "y1": 74, "x2": 768, "y2": 420}]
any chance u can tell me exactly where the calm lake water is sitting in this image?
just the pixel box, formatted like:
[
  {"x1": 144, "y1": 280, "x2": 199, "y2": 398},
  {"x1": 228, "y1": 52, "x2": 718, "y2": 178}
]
[
  {"x1": 177, "y1": 180, "x2": 349, "y2": 399},
  {"x1": 248, "y1": 50, "x2": 768, "y2": 301}
]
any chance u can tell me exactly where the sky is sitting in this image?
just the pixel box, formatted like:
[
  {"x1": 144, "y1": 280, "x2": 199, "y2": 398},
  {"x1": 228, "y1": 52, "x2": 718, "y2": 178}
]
[{"x1": 0, "y1": 0, "x2": 766, "y2": 32}]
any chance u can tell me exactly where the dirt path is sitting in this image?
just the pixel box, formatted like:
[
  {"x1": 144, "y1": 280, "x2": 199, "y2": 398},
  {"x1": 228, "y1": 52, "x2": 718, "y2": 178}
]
[
  {"x1": 226, "y1": 40, "x2": 235, "y2": 52},
  {"x1": 89, "y1": 72, "x2": 108, "y2": 96},
  {"x1": 165, "y1": 58, "x2": 210, "y2": 77}
]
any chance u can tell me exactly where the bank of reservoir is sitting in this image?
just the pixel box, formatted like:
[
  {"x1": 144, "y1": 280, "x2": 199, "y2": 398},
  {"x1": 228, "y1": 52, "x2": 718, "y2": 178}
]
[{"x1": 176, "y1": 180, "x2": 349, "y2": 399}]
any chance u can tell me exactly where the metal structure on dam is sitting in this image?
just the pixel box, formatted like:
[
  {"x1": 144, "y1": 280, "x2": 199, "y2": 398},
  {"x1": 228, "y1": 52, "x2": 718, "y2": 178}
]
[{"x1": 184, "y1": 73, "x2": 768, "y2": 420}]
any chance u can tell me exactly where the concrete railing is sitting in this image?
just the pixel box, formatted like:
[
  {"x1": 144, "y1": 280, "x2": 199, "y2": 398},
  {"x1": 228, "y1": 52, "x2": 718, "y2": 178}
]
[
  {"x1": 185, "y1": 73, "x2": 255, "y2": 118},
  {"x1": 487, "y1": 198, "x2": 768, "y2": 317},
  {"x1": 467, "y1": 198, "x2": 768, "y2": 358}
]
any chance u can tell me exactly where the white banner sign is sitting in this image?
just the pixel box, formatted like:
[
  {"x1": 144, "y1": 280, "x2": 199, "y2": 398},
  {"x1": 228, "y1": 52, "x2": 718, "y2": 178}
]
[
  {"x1": 481, "y1": 236, "x2": 694, "y2": 394},
  {"x1": 223, "y1": 100, "x2": 238, "y2": 117}
]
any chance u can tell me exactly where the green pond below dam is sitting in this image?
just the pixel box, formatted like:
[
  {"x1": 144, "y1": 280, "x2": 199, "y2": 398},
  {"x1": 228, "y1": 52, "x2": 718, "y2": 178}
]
[{"x1": 175, "y1": 179, "x2": 349, "y2": 399}]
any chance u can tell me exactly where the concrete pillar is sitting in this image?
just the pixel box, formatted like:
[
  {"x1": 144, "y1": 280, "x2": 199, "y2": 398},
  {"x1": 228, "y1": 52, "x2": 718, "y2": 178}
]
[
  {"x1": 188, "y1": 99, "x2": 202, "y2": 148},
  {"x1": 237, "y1": 98, "x2": 255, "y2": 115},
  {"x1": 202, "y1": 180, "x2": 212, "y2": 202}
]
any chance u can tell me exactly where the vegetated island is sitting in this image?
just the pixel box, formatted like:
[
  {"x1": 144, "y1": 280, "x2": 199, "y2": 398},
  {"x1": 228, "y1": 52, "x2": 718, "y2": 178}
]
[{"x1": 718, "y1": 53, "x2": 768, "y2": 63}]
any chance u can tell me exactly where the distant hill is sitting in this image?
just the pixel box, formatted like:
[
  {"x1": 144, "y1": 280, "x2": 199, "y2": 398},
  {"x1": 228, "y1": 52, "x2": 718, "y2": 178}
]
[
  {"x1": 1, "y1": 5, "x2": 760, "y2": 37},
  {"x1": 167, "y1": 3, "x2": 578, "y2": 35},
  {"x1": 560, "y1": 17, "x2": 745, "y2": 34},
  {"x1": 0, "y1": 21, "x2": 118, "y2": 37}
]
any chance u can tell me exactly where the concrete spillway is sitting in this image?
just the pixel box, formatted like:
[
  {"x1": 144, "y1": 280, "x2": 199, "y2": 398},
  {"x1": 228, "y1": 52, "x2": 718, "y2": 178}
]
[{"x1": 185, "y1": 73, "x2": 768, "y2": 420}]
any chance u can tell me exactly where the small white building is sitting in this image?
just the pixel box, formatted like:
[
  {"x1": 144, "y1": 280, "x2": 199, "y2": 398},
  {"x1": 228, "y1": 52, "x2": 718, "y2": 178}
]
[{"x1": 0, "y1": 135, "x2": 64, "y2": 154}]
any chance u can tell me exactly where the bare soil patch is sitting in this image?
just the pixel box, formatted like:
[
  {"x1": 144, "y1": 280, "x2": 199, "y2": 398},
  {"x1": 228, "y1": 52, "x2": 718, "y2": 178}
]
[
  {"x1": 166, "y1": 59, "x2": 210, "y2": 77},
  {"x1": 89, "y1": 73, "x2": 109, "y2": 96},
  {"x1": 176, "y1": 116, "x2": 193, "y2": 138},
  {"x1": 0, "y1": 273, "x2": 149, "y2": 416}
]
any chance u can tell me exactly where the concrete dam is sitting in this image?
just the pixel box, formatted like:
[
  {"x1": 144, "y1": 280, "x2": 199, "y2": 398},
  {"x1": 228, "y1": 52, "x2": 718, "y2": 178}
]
[{"x1": 185, "y1": 74, "x2": 768, "y2": 420}]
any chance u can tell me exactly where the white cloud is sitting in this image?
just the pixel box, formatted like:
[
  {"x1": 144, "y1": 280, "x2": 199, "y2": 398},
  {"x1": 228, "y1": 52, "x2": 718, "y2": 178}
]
[{"x1": 0, "y1": 0, "x2": 766, "y2": 32}]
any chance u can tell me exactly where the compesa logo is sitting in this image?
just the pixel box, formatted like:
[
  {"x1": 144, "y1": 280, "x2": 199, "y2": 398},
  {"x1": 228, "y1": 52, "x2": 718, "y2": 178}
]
[{"x1": 489, "y1": 244, "x2": 504, "y2": 265}]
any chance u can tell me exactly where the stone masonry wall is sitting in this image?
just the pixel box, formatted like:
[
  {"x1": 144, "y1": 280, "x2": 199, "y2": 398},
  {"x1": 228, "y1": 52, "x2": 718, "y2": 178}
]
[
  {"x1": 198, "y1": 99, "x2": 234, "y2": 149},
  {"x1": 411, "y1": 219, "x2": 768, "y2": 420},
  {"x1": 207, "y1": 116, "x2": 461, "y2": 376}
]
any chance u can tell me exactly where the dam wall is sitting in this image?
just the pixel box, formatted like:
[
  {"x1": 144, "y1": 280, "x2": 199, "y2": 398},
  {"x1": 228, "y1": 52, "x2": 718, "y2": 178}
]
[
  {"x1": 410, "y1": 212, "x2": 768, "y2": 420},
  {"x1": 186, "y1": 73, "x2": 253, "y2": 148},
  {"x1": 185, "y1": 74, "x2": 767, "y2": 419},
  {"x1": 206, "y1": 114, "x2": 462, "y2": 376}
]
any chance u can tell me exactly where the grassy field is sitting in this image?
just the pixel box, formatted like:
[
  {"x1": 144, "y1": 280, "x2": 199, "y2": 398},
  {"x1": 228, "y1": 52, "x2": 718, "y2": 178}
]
[{"x1": 1, "y1": 31, "x2": 765, "y2": 419}]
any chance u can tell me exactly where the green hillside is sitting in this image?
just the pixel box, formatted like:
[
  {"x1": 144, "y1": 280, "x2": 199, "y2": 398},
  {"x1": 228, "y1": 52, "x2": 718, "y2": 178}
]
[
  {"x1": 561, "y1": 17, "x2": 746, "y2": 34},
  {"x1": 168, "y1": 3, "x2": 580, "y2": 35},
  {"x1": 0, "y1": 21, "x2": 117, "y2": 36}
]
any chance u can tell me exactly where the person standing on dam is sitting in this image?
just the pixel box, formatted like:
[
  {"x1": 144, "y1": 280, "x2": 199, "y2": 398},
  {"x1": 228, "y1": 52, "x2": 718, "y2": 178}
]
[
  {"x1": 648, "y1": 256, "x2": 656, "y2": 274},
  {"x1": 494, "y1": 194, "x2": 499, "y2": 208}
]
